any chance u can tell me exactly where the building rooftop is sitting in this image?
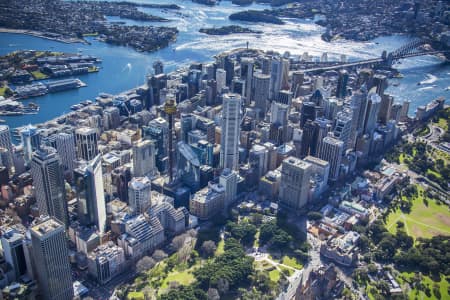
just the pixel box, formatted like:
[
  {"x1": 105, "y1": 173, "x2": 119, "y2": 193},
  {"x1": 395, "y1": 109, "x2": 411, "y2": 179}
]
[{"x1": 31, "y1": 218, "x2": 63, "y2": 237}]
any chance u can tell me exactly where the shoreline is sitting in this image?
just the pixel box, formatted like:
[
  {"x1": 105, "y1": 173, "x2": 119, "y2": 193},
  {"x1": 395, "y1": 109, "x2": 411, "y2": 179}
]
[{"x1": 0, "y1": 28, "x2": 88, "y2": 45}]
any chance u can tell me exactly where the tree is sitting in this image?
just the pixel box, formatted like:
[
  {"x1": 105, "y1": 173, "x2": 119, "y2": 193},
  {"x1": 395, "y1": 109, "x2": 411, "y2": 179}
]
[
  {"x1": 201, "y1": 240, "x2": 217, "y2": 258},
  {"x1": 152, "y1": 250, "x2": 168, "y2": 262},
  {"x1": 159, "y1": 285, "x2": 207, "y2": 300},
  {"x1": 307, "y1": 211, "x2": 323, "y2": 221},
  {"x1": 136, "y1": 256, "x2": 156, "y2": 273},
  {"x1": 171, "y1": 234, "x2": 187, "y2": 251},
  {"x1": 250, "y1": 213, "x2": 263, "y2": 226}
]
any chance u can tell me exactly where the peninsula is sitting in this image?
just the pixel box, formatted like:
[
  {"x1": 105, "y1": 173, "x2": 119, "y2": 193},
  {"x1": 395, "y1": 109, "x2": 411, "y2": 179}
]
[
  {"x1": 199, "y1": 25, "x2": 262, "y2": 35},
  {"x1": 0, "y1": 0, "x2": 178, "y2": 53},
  {"x1": 229, "y1": 10, "x2": 285, "y2": 25}
]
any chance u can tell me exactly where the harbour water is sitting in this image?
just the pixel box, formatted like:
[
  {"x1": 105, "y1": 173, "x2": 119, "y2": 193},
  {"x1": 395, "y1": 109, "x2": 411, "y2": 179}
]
[{"x1": 0, "y1": 0, "x2": 449, "y2": 130}]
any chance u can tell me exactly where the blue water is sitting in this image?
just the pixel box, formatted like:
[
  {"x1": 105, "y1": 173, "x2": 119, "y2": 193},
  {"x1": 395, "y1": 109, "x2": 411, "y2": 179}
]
[{"x1": 1, "y1": 0, "x2": 449, "y2": 130}]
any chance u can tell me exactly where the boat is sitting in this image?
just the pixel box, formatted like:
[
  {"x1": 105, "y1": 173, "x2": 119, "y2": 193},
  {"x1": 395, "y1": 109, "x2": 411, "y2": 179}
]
[{"x1": 0, "y1": 119, "x2": 5, "y2": 123}]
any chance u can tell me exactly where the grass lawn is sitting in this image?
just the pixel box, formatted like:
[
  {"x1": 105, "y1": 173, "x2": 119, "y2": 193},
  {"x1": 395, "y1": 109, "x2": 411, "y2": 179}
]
[
  {"x1": 385, "y1": 185, "x2": 450, "y2": 239},
  {"x1": 397, "y1": 272, "x2": 450, "y2": 300},
  {"x1": 269, "y1": 269, "x2": 280, "y2": 282},
  {"x1": 253, "y1": 229, "x2": 260, "y2": 248},
  {"x1": 127, "y1": 291, "x2": 145, "y2": 300},
  {"x1": 30, "y1": 70, "x2": 49, "y2": 80},
  {"x1": 160, "y1": 266, "x2": 196, "y2": 291},
  {"x1": 279, "y1": 265, "x2": 294, "y2": 276},
  {"x1": 436, "y1": 118, "x2": 449, "y2": 131},
  {"x1": 281, "y1": 256, "x2": 303, "y2": 270},
  {"x1": 215, "y1": 239, "x2": 224, "y2": 255},
  {"x1": 427, "y1": 169, "x2": 442, "y2": 179}
]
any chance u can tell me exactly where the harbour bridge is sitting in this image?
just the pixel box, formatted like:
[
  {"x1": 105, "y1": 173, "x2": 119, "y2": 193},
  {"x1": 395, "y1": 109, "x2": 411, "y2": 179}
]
[{"x1": 292, "y1": 39, "x2": 450, "y2": 74}]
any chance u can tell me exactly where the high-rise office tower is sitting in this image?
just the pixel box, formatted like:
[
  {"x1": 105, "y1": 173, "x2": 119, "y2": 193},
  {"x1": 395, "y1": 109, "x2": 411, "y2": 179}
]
[
  {"x1": 202, "y1": 63, "x2": 215, "y2": 80},
  {"x1": 334, "y1": 109, "x2": 353, "y2": 150},
  {"x1": 378, "y1": 94, "x2": 394, "y2": 124},
  {"x1": 1, "y1": 228, "x2": 27, "y2": 282},
  {"x1": 315, "y1": 117, "x2": 333, "y2": 156},
  {"x1": 270, "y1": 101, "x2": 289, "y2": 126},
  {"x1": 300, "y1": 101, "x2": 318, "y2": 128},
  {"x1": 30, "y1": 218, "x2": 73, "y2": 300},
  {"x1": 216, "y1": 68, "x2": 226, "y2": 94},
  {"x1": 143, "y1": 117, "x2": 169, "y2": 173},
  {"x1": 153, "y1": 60, "x2": 164, "y2": 75},
  {"x1": 240, "y1": 57, "x2": 254, "y2": 100},
  {"x1": 55, "y1": 132, "x2": 77, "y2": 174},
  {"x1": 280, "y1": 58, "x2": 290, "y2": 91},
  {"x1": 291, "y1": 71, "x2": 304, "y2": 98},
  {"x1": 75, "y1": 127, "x2": 98, "y2": 161},
  {"x1": 336, "y1": 69, "x2": 349, "y2": 98},
  {"x1": 220, "y1": 93, "x2": 242, "y2": 171},
  {"x1": 323, "y1": 96, "x2": 343, "y2": 120},
  {"x1": 251, "y1": 72, "x2": 270, "y2": 116},
  {"x1": 349, "y1": 90, "x2": 369, "y2": 139},
  {"x1": 30, "y1": 146, "x2": 68, "y2": 227},
  {"x1": 231, "y1": 77, "x2": 246, "y2": 97},
  {"x1": 132, "y1": 139, "x2": 156, "y2": 178},
  {"x1": 249, "y1": 144, "x2": 269, "y2": 179},
  {"x1": 300, "y1": 120, "x2": 317, "y2": 158},
  {"x1": 279, "y1": 156, "x2": 311, "y2": 210},
  {"x1": 318, "y1": 136, "x2": 344, "y2": 182},
  {"x1": 21, "y1": 125, "x2": 41, "y2": 165},
  {"x1": 224, "y1": 56, "x2": 235, "y2": 86},
  {"x1": 0, "y1": 125, "x2": 14, "y2": 172},
  {"x1": 371, "y1": 74, "x2": 387, "y2": 96},
  {"x1": 74, "y1": 155, "x2": 106, "y2": 233},
  {"x1": 399, "y1": 100, "x2": 410, "y2": 121},
  {"x1": 128, "y1": 176, "x2": 152, "y2": 215},
  {"x1": 269, "y1": 57, "x2": 281, "y2": 100},
  {"x1": 277, "y1": 90, "x2": 293, "y2": 106},
  {"x1": 364, "y1": 92, "x2": 382, "y2": 135},
  {"x1": 219, "y1": 168, "x2": 237, "y2": 209}
]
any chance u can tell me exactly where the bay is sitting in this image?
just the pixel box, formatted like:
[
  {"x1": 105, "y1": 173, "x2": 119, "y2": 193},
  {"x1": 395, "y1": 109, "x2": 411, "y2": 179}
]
[{"x1": 0, "y1": 0, "x2": 448, "y2": 131}]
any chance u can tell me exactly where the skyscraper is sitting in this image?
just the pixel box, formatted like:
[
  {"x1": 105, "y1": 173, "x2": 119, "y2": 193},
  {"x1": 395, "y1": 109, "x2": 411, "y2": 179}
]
[
  {"x1": 1, "y1": 228, "x2": 27, "y2": 282},
  {"x1": 364, "y1": 92, "x2": 382, "y2": 135},
  {"x1": 300, "y1": 120, "x2": 317, "y2": 158},
  {"x1": 334, "y1": 109, "x2": 353, "y2": 150},
  {"x1": 216, "y1": 68, "x2": 226, "y2": 94},
  {"x1": 279, "y1": 156, "x2": 311, "y2": 210},
  {"x1": 300, "y1": 101, "x2": 318, "y2": 128},
  {"x1": 74, "y1": 155, "x2": 106, "y2": 233},
  {"x1": 251, "y1": 72, "x2": 270, "y2": 116},
  {"x1": 0, "y1": 125, "x2": 14, "y2": 172},
  {"x1": 30, "y1": 218, "x2": 73, "y2": 300},
  {"x1": 21, "y1": 125, "x2": 41, "y2": 165},
  {"x1": 30, "y1": 146, "x2": 68, "y2": 227},
  {"x1": 318, "y1": 136, "x2": 344, "y2": 182},
  {"x1": 75, "y1": 127, "x2": 98, "y2": 161},
  {"x1": 143, "y1": 117, "x2": 169, "y2": 173},
  {"x1": 315, "y1": 117, "x2": 333, "y2": 156},
  {"x1": 336, "y1": 69, "x2": 349, "y2": 98},
  {"x1": 219, "y1": 168, "x2": 238, "y2": 209},
  {"x1": 55, "y1": 132, "x2": 77, "y2": 174},
  {"x1": 128, "y1": 176, "x2": 152, "y2": 215},
  {"x1": 240, "y1": 57, "x2": 254, "y2": 100},
  {"x1": 132, "y1": 139, "x2": 156, "y2": 177},
  {"x1": 220, "y1": 93, "x2": 242, "y2": 171}
]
